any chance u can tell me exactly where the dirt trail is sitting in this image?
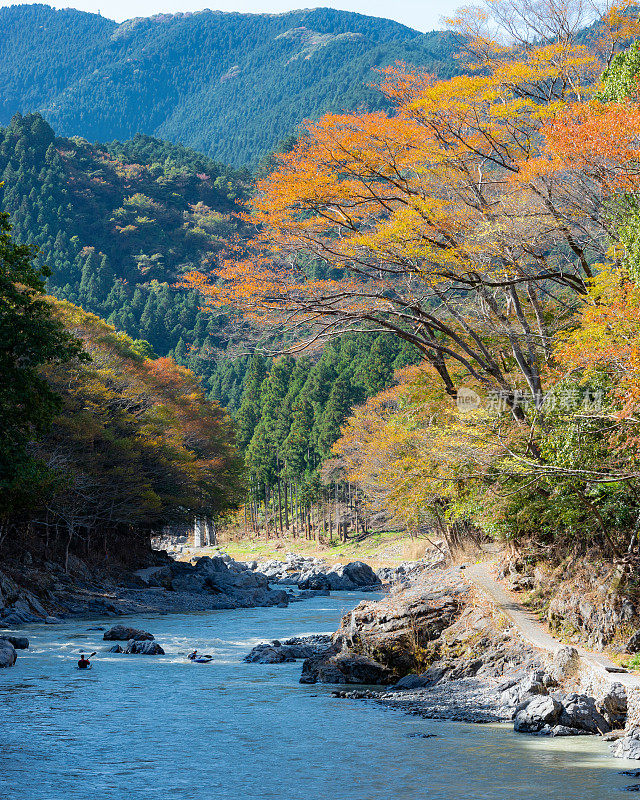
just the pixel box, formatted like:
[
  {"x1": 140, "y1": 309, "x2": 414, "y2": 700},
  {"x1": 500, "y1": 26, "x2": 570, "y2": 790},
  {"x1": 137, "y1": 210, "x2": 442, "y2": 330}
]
[{"x1": 465, "y1": 561, "x2": 640, "y2": 691}]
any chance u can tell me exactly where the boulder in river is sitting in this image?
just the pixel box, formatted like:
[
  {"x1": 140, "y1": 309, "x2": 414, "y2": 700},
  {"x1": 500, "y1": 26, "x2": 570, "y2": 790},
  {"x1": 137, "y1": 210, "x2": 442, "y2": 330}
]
[
  {"x1": 0, "y1": 638, "x2": 17, "y2": 668},
  {"x1": 125, "y1": 639, "x2": 165, "y2": 655},
  {"x1": 514, "y1": 695, "x2": 563, "y2": 733},
  {"x1": 299, "y1": 561, "x2": 381, "y2": 591},
  {"x1": 103, "y1": 625, "x2": 154, "y2": 641},
  {"x1": 0, "y1": 634, "x2": 28, "y2": 649},
  {"x1": 300, "y1": 650, "x2": 393, "y2": 685},
  {"x1": 598, "y1": 683, "x2": 627, "y2": 729},
  {"x1": 251, "y1": 554, "x2": 382, "y2": 591},
  {"x1": 514, "y1": 691, "x2": 610, "y2": 736},
  {"x1": 244, "y1": 635, "x2": 332, "y2": 663},
  {"x1": 244, "y1": 645, "x2": 295, "y2": 663}
]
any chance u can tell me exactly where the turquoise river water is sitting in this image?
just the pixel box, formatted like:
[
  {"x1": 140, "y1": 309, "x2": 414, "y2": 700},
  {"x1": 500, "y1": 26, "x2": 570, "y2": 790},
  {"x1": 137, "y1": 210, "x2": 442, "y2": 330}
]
[{"x1": 0, "y1": 590, "x2": 638, "y2": 799}]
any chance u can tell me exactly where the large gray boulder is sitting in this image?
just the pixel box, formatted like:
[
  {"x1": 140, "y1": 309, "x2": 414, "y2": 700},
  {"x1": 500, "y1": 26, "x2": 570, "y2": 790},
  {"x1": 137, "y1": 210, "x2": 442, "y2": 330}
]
[
  {"x1": 0, "y1": 635, "x2": 28, "y2": 649},
  {"x1": 598, "y1": 683, "x2": 627, "y2": 728},
  {"x1": 298, "y1": 573, "x2": 331, "y2": 591},
  {"x1": 559, "y1": 693, "x2": 610, "y2": 734},
  {"x1": 514, "y1": 695, "x2": 563, "y2": 733},
  {"x1": 0, "y1": 638, "x2": 17, "y2": 668},
  {"x1": 125, "y1": 639, "x2": 165, "y2": 655},
  {"x1": 300, "y1": 650, "x2": 393, "y2": 685},
  {"x1": 104, "y1": 625, "x2": 154, "y2": 641},
  {"x1": 321, "y1": 561, "x2": 381, "y2": 591},
  {"x1": 612, "y1": 728, "x2": 640, "y2": 759}
]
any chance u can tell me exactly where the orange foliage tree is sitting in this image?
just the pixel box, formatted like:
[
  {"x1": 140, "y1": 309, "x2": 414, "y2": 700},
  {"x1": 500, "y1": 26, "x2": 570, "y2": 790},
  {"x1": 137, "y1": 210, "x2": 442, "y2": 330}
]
[{"x1": 184, "y1": 0, "x2": 640, "y2": 418}]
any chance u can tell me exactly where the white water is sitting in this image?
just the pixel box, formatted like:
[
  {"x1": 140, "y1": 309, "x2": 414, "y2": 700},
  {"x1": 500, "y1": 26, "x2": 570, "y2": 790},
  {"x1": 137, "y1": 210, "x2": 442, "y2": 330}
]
[{"x1": 0, "y1": 591, "x2": 638, "y2": 799}]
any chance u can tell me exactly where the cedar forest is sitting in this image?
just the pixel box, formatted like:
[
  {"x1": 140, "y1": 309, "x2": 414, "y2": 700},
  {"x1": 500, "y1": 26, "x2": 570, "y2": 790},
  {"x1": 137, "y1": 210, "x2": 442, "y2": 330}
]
[{"x1": 5, "y1": 0, "x2": 640, "y2": 566}]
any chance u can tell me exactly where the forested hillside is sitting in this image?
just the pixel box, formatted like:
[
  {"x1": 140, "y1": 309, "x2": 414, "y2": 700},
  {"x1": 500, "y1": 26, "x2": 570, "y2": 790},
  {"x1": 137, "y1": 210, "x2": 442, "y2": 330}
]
[
  {"x1": 233, "y1": 334, "x2": 419, "y2": 535},
  {"x1": 0, "y1": 112, "x2": 414, "y2": 522},
  {"x1": 0, "y1": 112, "x2": 253, "y2": 402},
  {"x1": 0, "y1": 4, "x2": 460, "y2": 165},
  {"x1": 0, "y1": 211, "x2": 243, "y2": 567}
]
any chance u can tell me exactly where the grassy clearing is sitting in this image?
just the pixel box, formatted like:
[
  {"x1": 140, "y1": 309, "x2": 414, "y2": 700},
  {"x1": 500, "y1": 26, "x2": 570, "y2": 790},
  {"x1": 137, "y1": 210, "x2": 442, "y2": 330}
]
[{"x1": 184, "y1": 530, "x2": 438, "y2": 568}]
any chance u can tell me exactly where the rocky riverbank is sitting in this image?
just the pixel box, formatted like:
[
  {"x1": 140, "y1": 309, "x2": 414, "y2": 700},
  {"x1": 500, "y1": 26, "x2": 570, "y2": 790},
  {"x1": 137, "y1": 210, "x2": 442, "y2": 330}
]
[
  {"x1": 0, "y1": 550, "x2": 294, "y2": 631},
  {"x1": 243, "y1": 559, "x2": 640, "y2": 758},
  {"x1": 1, "y1": 544, "x2": 424, "y2": 662},
  {"x1": 243, "y1": 552, "x2": 443, "y2": 591},
  {"x1": 498, "y1": 553, "x2": 640, "y2": 653}
]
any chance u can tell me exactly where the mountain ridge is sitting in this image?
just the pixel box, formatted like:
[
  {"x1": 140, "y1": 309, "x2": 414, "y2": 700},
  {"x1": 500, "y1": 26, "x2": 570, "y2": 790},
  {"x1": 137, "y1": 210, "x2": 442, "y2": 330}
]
[{"x1": 0, "y1": 4, "x2": 460, "y2": 164}]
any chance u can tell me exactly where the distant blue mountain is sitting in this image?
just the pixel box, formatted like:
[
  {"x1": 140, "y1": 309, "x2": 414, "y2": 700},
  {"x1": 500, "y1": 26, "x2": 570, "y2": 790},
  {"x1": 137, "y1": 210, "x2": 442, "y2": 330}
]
[{"x1": 0, "y1": 4, "x2": 460, "y2": 164}]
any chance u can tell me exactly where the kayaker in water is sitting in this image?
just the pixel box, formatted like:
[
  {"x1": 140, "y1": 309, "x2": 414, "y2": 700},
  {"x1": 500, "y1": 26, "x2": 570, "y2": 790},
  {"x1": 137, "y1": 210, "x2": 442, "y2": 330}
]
[
  {"x1": 78, "y1": 652, "x2": 95, "y2": 669},
  {"x1": 188, "y1": 650, "x2": 212, "y2": 662}
]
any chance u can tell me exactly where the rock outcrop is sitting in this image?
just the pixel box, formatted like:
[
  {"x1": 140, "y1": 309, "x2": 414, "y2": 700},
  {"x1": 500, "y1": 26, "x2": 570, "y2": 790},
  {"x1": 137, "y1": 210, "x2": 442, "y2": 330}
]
[
  {"x1": 103, "y1": 625, "x2": 154, "y2": 641},
  {"x1": 146, "y1": 555, "x2": 291, "y2": 608},
  {"x1": 503, "y1": 556, "x2": 640, "y2": 651},
  {"x1": 244, "y1": 635, "x2": 332, "y2": 663},
  {"x1": 124, "y1": 639, "x2": 165, "y2": 655},
  {"x1": 0, "y1": 549, "x2": 293, "y2": 626},
  {"x1": 248, "y1": 554, "x2": 381, "y2": 591},
  {"x1": 299, "y1": 567, "x2": 465, "y2": 684},
  {"x1": 0, "y1": 638, "x2": 17, "y2": 668},
  {"x1": 0, "y1": 567, "x2": 48, "y2": 625}
]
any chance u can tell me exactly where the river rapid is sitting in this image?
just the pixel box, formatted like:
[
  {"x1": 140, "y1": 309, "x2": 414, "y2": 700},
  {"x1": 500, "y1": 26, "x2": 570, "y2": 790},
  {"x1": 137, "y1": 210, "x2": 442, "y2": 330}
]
[{"x1": 1, "y1": 591, "x2": 637, "y2": 799}]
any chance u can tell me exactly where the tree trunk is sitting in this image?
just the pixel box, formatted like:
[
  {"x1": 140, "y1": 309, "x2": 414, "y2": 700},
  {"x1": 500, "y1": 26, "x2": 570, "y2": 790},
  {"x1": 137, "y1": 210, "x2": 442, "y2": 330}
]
[
  {"x1": 64, "y1": 521, "x2": 74, "y2": 574},
  {"x1": 277, "y1": 475, "x2": 283, "y2": 536},
  {"x1": 284, "y1": 481, "x2": 289, "y2": 531},
  {"x1": 354, "y1": 485, "x2": 359, "y2": 535}
]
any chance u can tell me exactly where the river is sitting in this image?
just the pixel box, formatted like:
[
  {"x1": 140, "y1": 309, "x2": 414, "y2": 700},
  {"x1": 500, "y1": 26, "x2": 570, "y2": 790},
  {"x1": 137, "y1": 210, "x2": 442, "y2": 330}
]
[{"x1": 0, "y1": 591, "x2": 637, "y2": 799}]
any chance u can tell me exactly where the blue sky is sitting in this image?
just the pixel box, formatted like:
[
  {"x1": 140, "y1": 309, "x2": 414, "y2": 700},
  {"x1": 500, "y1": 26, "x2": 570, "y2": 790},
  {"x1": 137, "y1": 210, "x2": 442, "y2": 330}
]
[{"x1": 0, "y1": 0, "x2": 461, "y2": 32}]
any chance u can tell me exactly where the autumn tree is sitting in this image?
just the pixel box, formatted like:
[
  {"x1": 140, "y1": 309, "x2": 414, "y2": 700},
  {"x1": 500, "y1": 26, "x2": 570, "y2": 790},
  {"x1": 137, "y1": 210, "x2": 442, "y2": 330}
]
[
  {"x1": 2, "y1": 298, "x2": 245, "y2": 566},
  {"x1": 185, "y1": 0, "x2": 640, "y2": 421},
  {"x1": 0, "y1": 210, "x2": 81, "y2": 508}
]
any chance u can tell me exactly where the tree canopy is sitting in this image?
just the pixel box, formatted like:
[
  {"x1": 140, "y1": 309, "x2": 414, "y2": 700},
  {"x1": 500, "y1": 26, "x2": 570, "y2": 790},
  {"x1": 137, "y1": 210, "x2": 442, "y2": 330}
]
[{"x1": 0, "y1": 209, "x2": 81, "y2": 498}]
